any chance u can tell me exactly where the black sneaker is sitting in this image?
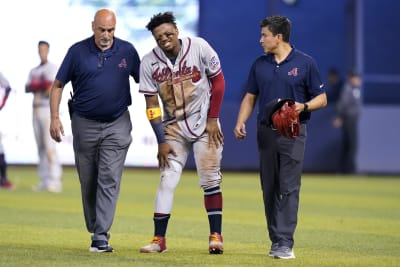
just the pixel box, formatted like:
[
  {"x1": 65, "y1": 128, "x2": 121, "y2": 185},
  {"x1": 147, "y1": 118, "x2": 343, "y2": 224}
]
[
  {"x1": 89, "y1": 240, "x2": 114, "y2": 252},
  {"x1": 268, "y1": 243, "x2": 279, "y2": 257},
  {"x1": 273, "y1": 246, "x2": 295, "y2": 259}
]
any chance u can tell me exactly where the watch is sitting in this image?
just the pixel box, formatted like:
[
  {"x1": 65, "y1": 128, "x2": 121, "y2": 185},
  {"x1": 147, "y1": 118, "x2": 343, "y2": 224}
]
[{"x1": 303, "y1": 103, "x2": 309, "y2": 112}]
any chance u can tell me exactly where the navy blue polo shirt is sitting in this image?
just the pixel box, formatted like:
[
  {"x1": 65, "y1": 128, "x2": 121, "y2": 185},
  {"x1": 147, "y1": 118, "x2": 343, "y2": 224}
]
[
  {"x1": 244, "y1": 46, "x2": 324, "y2": 124},
  {"x1": 56, "y1": 36, "x2": 140, "y2": 121}
]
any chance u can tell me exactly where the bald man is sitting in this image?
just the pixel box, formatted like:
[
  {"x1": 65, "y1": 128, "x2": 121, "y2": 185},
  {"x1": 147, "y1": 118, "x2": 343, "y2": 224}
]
[{"x1": 50, "y1": 9, "x2": 141, "y2": 252}]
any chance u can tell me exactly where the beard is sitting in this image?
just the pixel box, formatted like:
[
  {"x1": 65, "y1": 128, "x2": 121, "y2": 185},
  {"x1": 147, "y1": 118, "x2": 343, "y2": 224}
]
[{"x1": 98, "y1": 38, "x2": 112, "y2": 48}]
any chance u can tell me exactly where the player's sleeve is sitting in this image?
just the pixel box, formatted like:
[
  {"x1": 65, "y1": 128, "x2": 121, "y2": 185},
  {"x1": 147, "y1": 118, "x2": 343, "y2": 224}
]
[
  {"x1": 138, "y1": 55, "x2": 158, "y2": 95},
  {"x1": 25, "y1": 69, "x2": 33, "y2": 88},
  {"x1": 0, "y1": 72, "x2": 10, "y2": 89},
  {"x1": 208, "y1": 71, "x2": 225, "y2": 118},
  {"x1": 48, "y1": 62, "x2": 58, "y2": 81},
  {"x1": 196, "y1": 38, "x2": 225, "y2": 118},
  {"x1": 0, "y1": 72, "x2": 11, "y2": 109},
  {"x1": 197, "y1": 38, "x2": 221, "y2": 77}
]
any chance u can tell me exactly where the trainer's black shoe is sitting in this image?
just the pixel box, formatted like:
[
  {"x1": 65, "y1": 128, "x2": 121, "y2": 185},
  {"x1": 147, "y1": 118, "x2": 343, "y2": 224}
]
[
  {"x1": 89, "y1": 240, "x2": 114, "y2": 253},
  {"x1": 273, "y1": 246, "x2": 295, "y2": 259},
  {"x1": 268, "y1": 243, "x2": 279, "y2": 257}
]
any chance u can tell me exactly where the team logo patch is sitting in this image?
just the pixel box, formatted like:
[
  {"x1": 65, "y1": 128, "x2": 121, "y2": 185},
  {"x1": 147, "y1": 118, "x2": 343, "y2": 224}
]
[
  {"x1": 118, "y1": 58, "x2": 127, "y2": 69},
  {"x1": 209, "y1": 56, "x2": 220, "y2": 70},
  {"x1": 288, "y1": 67, "x2": 298, "y2": 76}
]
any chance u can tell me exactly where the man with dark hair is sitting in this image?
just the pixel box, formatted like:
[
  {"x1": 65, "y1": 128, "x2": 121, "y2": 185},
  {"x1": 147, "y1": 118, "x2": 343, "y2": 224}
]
[
  {"x1": 234, "y1": 15, "x2": 327, "y2": 259},
  {"x1": 139, "y1": 11, "x2": 225, "y2": 254},
  {"x1": 26, "y1": 40, "x2": 62, "y2": 193}
]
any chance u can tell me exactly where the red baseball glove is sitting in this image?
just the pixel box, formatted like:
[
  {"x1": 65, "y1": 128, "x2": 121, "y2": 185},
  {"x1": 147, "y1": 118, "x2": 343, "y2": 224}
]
[{"x1": 271, "y1": 100, "x2": 300, "y2": 138}]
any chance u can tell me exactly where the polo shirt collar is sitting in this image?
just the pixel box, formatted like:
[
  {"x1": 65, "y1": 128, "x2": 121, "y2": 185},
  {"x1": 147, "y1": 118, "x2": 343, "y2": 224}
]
[
  {"x1": 264, "y1": 45, "x2": 296, "y2": 64},
  {"x1": 89, "y1": 35, "x2": 119, "y2": 56}
]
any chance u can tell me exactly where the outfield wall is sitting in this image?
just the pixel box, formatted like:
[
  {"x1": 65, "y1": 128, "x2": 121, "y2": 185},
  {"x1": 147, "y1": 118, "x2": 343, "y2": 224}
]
[
  {"x1": 185, "y1": 104, "x2": 400, "y2": 174},
  {"x1": 1, "y1": 0, "x2": 398, "y2": 174},
  {"x1": 194, "y1": 0, "x2": 400, "y2": 174}
]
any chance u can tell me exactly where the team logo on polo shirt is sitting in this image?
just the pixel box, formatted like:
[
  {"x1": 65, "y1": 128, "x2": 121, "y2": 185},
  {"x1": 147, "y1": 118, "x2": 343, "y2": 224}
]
[
  {"x1": 288, "y1": 67, "x2": 298, "y2": 76},
  {"x1": 118, "y1": 58, "x2": 127, "y2": 69}
]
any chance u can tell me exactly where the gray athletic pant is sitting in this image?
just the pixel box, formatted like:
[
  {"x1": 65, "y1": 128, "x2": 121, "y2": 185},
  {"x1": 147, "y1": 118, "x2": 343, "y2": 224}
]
[
  {"x1": 257, "y1": 123, "x2": 307, "y2": 249},
  {"x1": 340, "y1": 115, "x2": 358, "y2": 173},
  {"x1": 71, "y1": 111, "x2": 132, "y2": 241}
]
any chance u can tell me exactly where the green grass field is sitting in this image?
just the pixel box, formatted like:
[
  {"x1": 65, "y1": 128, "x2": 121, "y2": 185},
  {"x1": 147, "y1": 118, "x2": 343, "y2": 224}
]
[{"x1": 0, "y1": 166, "x2": 399, "y2": 267}]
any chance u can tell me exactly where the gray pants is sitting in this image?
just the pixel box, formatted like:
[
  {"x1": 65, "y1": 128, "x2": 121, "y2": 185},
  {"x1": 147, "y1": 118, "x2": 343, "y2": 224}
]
[
  {"x1": 71, "y1": 111, "x2": 132, "y2": 241},
  {"x1": 257, "y1": 123, "x2": 307, "y2": 249}
]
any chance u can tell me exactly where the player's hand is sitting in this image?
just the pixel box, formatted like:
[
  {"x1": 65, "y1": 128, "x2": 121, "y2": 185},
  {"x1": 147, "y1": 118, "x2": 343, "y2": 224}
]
[
  {"x1": 157, "y1": 142, "x2": 176, "y2": 169},
  {"x1": 206, "y1": 118, "x2": 224, "y2": 147},
  {"x1": 49, "y1": 116, "x2": 64, "y2": 142},
  {"x1": 233, "y1": 122, "x2": 247, "y2": 140}
]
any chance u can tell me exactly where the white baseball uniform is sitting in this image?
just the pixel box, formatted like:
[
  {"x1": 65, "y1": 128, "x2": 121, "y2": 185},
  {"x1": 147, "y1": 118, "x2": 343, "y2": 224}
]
[
  {"x1": 26, "y1": 62, "x2": 62, "y2": 190},
  {"x1": 139, "y1": 37, "x2": 223, "y2": 213},
  {"x1": 0, "y1": 72, "x2": 11, "y2": 154}
]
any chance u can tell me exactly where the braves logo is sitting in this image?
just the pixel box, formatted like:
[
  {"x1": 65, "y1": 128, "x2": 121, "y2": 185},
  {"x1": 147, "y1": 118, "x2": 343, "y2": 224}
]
[
  {"x1": 288, "y1": 67, "x2": 298, "y2": 76},
  {"x1": 152, "y1": 60, "x2": 201, "y2": 84},
  {"x1": 118, "y1": 58, "x2": 127, "y2": 69}
]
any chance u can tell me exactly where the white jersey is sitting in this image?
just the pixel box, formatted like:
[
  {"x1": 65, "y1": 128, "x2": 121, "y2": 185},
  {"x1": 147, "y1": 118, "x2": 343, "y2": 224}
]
[
  {"x1": 26, "y1": 61, "x2": 57, "y2": 107},
  {"x1": 0, "y1": 72, "x2": 11, "y2": 153},
  {"x1": 139, "y1": 37, "x2": 222, "y2": 138},
  {"x1": 0, "y1": 72, "x2": 10, "y2": 90},
  {"x1": 0, "y1": 72, "x2": 10, "y2": 100}
]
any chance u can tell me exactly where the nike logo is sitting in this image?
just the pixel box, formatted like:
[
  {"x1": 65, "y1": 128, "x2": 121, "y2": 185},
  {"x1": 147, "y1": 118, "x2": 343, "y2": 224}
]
[{"x1": 151, "y1": 62, "x2": 158, "y2": 66}]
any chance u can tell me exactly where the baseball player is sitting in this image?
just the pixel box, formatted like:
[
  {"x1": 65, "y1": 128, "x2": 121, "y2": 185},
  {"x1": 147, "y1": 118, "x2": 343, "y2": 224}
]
[
  {"x1": 0, "y1": 71, "x2": 15, "y2": 189},
  {"x1": 26, "y1": 41, "x2": 62, "y2": 193},
  {"x1": 139, "y1": 12, "x2": 226, "y2": 254}
]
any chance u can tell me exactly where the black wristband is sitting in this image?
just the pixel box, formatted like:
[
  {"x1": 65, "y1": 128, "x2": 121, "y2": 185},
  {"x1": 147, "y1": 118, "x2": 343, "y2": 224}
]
[{"x1": 303, "y1": 103, "x2": 309, "y2": 112}]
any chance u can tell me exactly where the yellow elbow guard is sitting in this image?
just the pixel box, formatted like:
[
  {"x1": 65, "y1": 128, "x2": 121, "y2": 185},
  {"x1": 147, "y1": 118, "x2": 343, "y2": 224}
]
[{"x1": 146, "y1": 107, "x2": 162, "y2": 120}]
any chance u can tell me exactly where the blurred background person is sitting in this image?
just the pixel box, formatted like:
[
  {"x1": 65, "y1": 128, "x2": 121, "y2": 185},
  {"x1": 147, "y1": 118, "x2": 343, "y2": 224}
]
[
  {"x1": 333, "y1": 70, "x2": 362, "y2": 174},
  {"x1": 0, "y1": 71, "x2": 15, "y2": 189},
  {"x1": 326, "y1": 68, "x2": 343, "y2": 104},
  {"x1": 26, "y1": 41, "x2": 62, "y2": 193}
]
